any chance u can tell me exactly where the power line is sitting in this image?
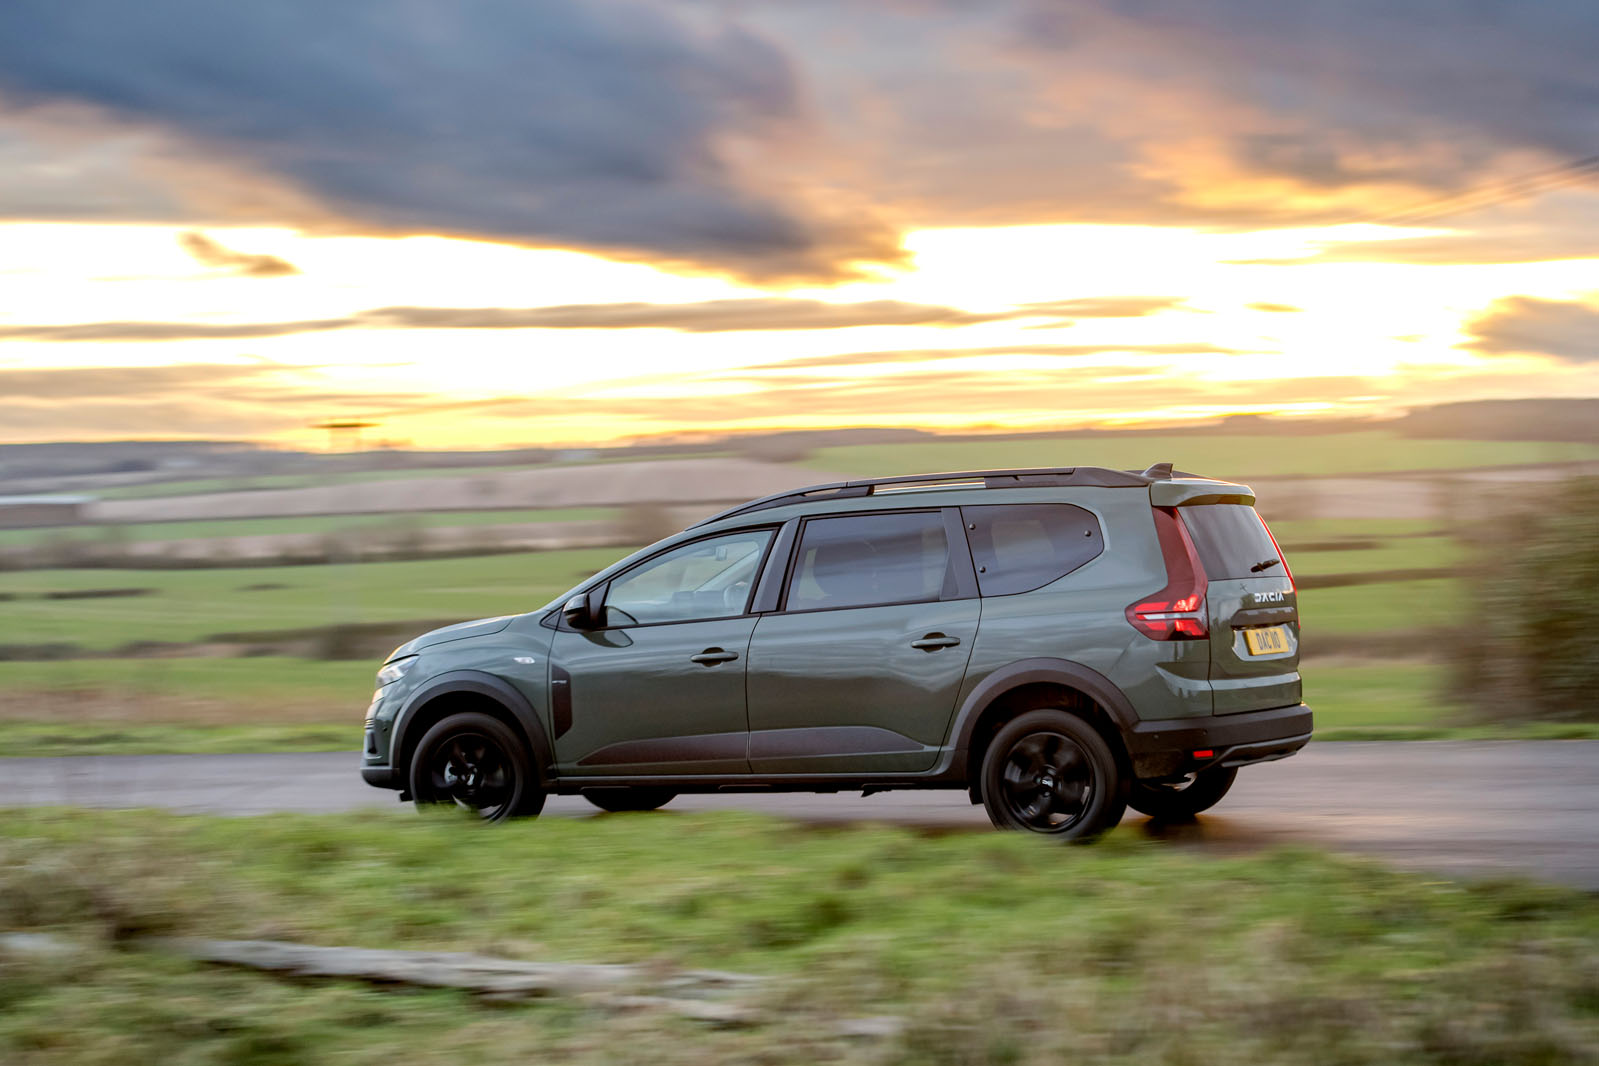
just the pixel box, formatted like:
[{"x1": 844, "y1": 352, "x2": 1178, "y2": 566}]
[{"x1": 1361, "y1": 152, "x2": 1599, "y2": 227}]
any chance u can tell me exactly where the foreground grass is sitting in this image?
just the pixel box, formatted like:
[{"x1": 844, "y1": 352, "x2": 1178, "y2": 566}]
[
  {"x1": 1, "y1": 810, "x2": 1594, "y2": 1066},
  {"x1": 3, "y1": 659, "x2": 1595, "y2": 757}
]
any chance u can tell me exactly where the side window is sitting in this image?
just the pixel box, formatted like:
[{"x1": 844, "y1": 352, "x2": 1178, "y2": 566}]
[
  {"x1": 603, "y1": 528, "x2": 773, "y2": 626},
  {"x1": 785, "y1": 511, "x2": 950, "y2": 611},
  {"x1": 962, "y1": 504, "x2": 1103, "y2": 596}
]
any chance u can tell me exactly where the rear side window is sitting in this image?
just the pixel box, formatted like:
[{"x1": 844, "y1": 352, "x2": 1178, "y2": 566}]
[
  {"x1": 785, "y1": 511, "x2": 951, "y2": 611},
  {"x1": 1179, "y1": 504, "x2": 1283, "y2": 579},
  {"x1": 961, "y1": 504, "x2": 1104, "y2": 596}
]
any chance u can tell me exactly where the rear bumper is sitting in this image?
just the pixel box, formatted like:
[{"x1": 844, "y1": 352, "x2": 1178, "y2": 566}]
[{"x1": 1123, "y1": 703, "x2": 1312, "y2": 779}]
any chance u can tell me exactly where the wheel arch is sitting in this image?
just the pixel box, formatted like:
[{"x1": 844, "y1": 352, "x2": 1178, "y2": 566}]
[
  {"x1": 392, "y1": 671, "x2": 555, "y2": 788},
  {"x1": 951, "y1": 658, "x2": 1136, "y2": 785}
]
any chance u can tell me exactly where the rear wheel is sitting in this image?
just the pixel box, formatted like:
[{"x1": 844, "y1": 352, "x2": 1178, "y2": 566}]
[
  {"x1": 1128, "y1": 765, "x2": 1237, "y2": 820},
  {"x1": 408, "y1": 711, "x2": 544, "y2": 822},
  {"x1": 583, "y1": 789, "x2": 677, "y2": 813},
  {"x1": 980, "y1": 709, "x2": 1126, "y2": 840}
]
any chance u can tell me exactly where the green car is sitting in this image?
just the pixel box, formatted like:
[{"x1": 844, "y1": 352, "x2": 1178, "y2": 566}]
[{"x1": 360, "y1": 464, "x2": 1310, "y2": 839}]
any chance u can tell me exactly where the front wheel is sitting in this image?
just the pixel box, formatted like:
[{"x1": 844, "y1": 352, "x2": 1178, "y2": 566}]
[
  {"x1": 408, "y1": 711, "x2": 544, "y2": 822},
  {"x1": 583, "y1": 788, "x2": 676, "y2": 813},
  {"x1": 1127, "y1": 766, "x2": 1237, "y2": 820},
  {"x1": 980, "y1": 709, "x2": 1126, "y2": 840}
]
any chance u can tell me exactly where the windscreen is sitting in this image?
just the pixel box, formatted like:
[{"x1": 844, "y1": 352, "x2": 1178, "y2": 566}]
[{"x1": 1179, "y1": 504, "x2": 1283, "y2": 580}]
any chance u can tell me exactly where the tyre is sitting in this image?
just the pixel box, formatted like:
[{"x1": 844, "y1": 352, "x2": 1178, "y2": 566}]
[
  {"x1": 583, "y1": 788, "x2": 677, "y2": 813},
  {"x1": 1127, "y1": 766, "x2": 1237, "y2": 820},
  {"x1": 408, "y1": 711, "x2": 544, "y2": 822},
  {"x1": 980, "y1": 709, "x2": 1126, "y2": 840}
]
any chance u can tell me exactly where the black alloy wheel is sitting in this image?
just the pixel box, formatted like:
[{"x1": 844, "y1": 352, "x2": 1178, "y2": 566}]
[
  {"x1": 408, "y1": 711, "x2": 543, "y2": 822},
  {"x1": 980, "y1": 709, "x2": 1126, "y2": 840}
]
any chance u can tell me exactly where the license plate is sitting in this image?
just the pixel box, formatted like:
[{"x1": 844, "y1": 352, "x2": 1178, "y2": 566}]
[{"x1": 1243, "y1": 625, "x2": 1292, "y2": 656}]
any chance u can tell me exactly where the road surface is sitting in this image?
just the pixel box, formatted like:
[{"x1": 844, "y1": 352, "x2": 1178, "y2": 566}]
[{"x1": 3, "y1": 741, "x2": 1595, "y2": 888}]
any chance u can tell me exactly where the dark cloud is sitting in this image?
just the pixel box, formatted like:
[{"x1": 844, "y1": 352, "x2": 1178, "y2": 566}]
[
  {"x1": 1466, "y1": 297, "x2": 1599, "y2": 363},
  {"x1": 0, "y1": 293, "x2": 1179, "y2": 341},
  {"x1": 178, "y1": 231, "x2": 298, "y2": 277},
  {"x1": 4, "y1": 1, "x2": 1597, "y2": 273},
  {"x1": 0, "y1": 0, "x2": 899, "y2": 280}
]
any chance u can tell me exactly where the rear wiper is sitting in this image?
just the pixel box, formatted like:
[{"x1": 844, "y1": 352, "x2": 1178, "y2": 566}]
[{"x1": 1250, "y1": 558, "x2": 1281, "y2": 573}]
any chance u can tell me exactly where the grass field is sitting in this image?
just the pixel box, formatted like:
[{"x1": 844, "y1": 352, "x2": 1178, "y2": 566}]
[
  {"x1": 805, "y1": 431, "x2": 1599, "y2": 480},
  {"x1": 0, "y1": 508, "x2": 621, "y2": 547},
  {"x1": 1, "y1": 810, "x2": 1594, "y2": 1065},
  {"x1": 0, "y1": 547, "x2": 632, "y2": 650}
]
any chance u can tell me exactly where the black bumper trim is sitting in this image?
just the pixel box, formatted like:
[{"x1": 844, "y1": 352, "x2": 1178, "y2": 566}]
[
  {"x1": 361, "y1": 764, "x2": 401, "y2": 790},
  {"x1": 1123, "y1": 703, "x2": 1312, "y2": 779}
]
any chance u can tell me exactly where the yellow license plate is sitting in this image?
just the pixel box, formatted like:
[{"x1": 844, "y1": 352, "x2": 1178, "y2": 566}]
[{"x1": 1243, "y1": 625, "x2": 1292, "y2": 656}]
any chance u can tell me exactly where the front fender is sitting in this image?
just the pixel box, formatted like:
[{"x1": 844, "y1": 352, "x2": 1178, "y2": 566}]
[{"x1": 391, "y1": 670, "x2": 556, "y2": 787}]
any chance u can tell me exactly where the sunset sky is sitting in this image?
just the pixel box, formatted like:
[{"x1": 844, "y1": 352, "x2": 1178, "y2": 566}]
[{"x1": 2, "y1": 1, "x2": 1596, "y2": 449}]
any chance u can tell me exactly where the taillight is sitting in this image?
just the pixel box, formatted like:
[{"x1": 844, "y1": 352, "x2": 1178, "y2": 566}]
[
  {"x1": 1126, "y1": 507, "x2": 1209, "y2": 641},
  {"x1": 1258, "y1": 515, "x2": 1295, "y2": 590}
]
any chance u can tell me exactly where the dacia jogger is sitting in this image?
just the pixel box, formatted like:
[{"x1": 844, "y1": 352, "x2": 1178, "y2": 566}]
[{"x1": 359, "y1": 464, "x2": 1310, "y2": 839}]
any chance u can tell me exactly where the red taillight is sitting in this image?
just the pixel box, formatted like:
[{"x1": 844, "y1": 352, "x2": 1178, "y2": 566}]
[
  {"x1": 1126, "y1": 507, "x2": 1209, "y2": 641},
  {"x1": 1258, "y1": 515, "x2": 1295, "y2": 590}
]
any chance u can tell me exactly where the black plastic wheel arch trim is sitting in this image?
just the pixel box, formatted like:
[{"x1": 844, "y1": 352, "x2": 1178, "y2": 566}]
[{"x1": 387, "y1": 670, "x2": 556, "y2": 789}]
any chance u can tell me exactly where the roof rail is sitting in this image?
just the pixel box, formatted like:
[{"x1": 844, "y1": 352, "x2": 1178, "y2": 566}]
[{"x1": 691, "y1": 466, "x2": 1155, "y2": 527}]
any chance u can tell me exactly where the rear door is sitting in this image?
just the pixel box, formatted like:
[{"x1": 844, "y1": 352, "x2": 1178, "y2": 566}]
[
  {"x1": 744, "y1": 509, "x2": 979, "y2": 774},
  {"x1": 1179, "y1": 504, "x2": 1302, "y2": 714}
]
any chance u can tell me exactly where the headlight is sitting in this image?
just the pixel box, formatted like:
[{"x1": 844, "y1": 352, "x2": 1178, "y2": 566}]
[{"x1": 376, "y1": 655, "x2": 417, "y2": 687}]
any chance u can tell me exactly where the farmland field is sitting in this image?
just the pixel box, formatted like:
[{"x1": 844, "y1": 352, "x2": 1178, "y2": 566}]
[
  {"x1": 0, "y1": 547, "x2": 634, "y2": 650},
  {"x1": 0, "y1": 507, "x2": 620, "y2": 547},
  {"x1": 805, "y1": 431, "x2": 1598, "y2": 479}
]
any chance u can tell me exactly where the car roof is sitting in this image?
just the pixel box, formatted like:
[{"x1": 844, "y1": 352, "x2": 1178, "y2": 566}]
[{"x1": 690, "y1": 464, "x2": 1198, "y2": 528}]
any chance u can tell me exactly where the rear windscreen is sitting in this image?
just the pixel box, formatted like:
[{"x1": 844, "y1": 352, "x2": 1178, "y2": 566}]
[{"x1": 1179, "y1": 504, "x2": 1283, "y2": 580}]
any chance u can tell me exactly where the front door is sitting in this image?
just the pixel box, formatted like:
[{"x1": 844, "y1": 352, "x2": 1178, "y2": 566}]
[
  {"x1": 745, "y1": 510, "x2": 979, "y2": 774},
  {"x1": 548, "y1": 527, "x2": 774, "y2": 776}
]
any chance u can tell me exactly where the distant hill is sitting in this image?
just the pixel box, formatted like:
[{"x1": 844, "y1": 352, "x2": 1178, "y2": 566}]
[{"x1": 1391, "y1": 399, "x2": 1599, "y2": 443}]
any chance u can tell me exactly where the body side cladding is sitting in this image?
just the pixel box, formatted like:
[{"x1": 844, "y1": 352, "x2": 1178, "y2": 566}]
[{"x1": 386, "y1": 670, "x2": 556, "y2": 789}]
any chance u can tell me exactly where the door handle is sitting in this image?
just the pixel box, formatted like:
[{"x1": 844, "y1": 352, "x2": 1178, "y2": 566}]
[
  {"x1": 910, "y1": 633, "x2": 961, "y2": 650},
  {"x1": 690, "y1": 648, "x2": 740, "y2": 665}
]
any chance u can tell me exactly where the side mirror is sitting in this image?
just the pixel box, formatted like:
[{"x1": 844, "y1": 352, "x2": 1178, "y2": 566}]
[{"x1": 562, "y1": 591, "x2": 600, "y2": 630}]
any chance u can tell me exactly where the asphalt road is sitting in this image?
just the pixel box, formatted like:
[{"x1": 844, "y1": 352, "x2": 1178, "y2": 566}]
[{"x1": 4, "y1": 741, "x2": 1596, "y2": 888}]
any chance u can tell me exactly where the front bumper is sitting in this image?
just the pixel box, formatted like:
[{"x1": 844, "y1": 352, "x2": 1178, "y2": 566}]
[
  {"x1": 1123, "y1": 702, "x2": 1312, "y2": 779},
  {"x1": 362, "y1": 764, "x2": 402, "y2": 789}
]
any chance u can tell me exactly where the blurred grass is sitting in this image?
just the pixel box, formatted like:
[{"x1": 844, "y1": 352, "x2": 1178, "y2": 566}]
[
  {"x1": 806, "y1": 431, "x2": 1599, "y2": 479},
  {"x1": 0, "y1": 547, "x2": 634, "y2": 651},
  {"x1": 0, "y1": 810, "x2": 1595, "y2": 1065},
  {"x1": 0, "y1": 508, "x2": 621, "y2": 547}
]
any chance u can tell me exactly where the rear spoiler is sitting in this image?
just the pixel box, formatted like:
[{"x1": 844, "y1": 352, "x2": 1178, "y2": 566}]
[{"x1": 1148, "y1": 478, "x2": 1255, "y2": 508}]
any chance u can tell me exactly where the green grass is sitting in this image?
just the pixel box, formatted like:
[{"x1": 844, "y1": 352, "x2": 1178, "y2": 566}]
[
  {"x1": 0, "y1": 508, "x2": 621, "y2": 547},
  {"x1": 1297, "y1": 577, "x2": 1463, "y2": 634},
  {"x1": 806, "y1": 430, "x2": 1599, "y2": 480},
  {"x1": 0, "y1": 546, "x2": 638, "y2": 651},
  {"x1": 91, "y1": 452, "x2": 724, "y2": 500},
  {"x1": 1, "y1": 810, "x2": 1595, "y2": 1065}
]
